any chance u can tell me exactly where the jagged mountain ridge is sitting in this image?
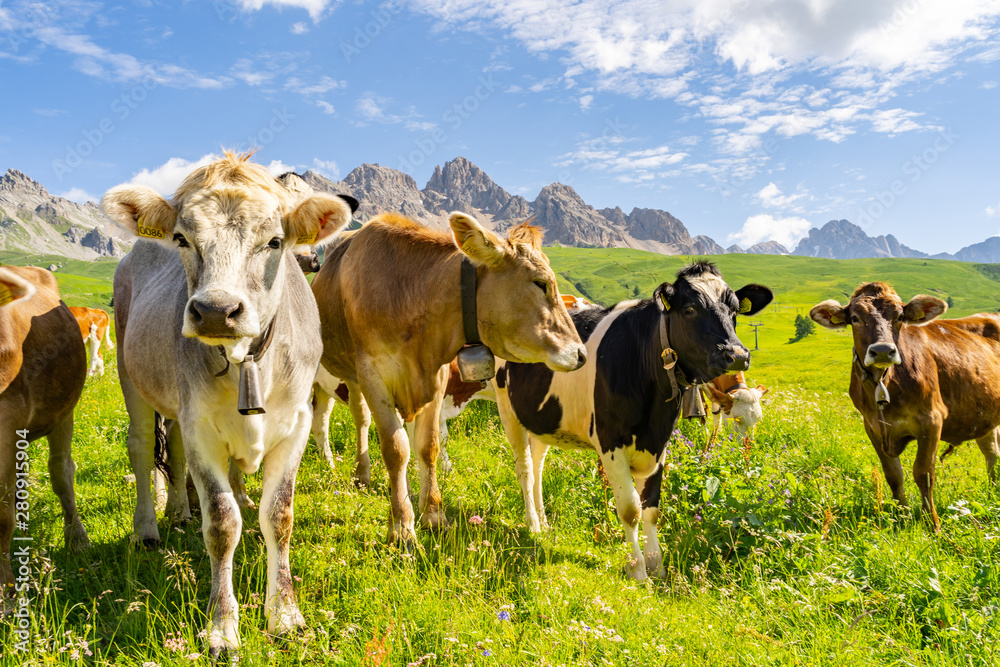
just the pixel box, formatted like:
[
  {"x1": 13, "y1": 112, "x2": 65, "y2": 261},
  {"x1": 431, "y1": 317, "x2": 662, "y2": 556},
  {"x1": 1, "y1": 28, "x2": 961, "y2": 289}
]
[
  {"x1": 0, "y1": 169, "x2": 128, "y2": 259},
  {"x1": 3, "y1": 158, "x2": 996, "y2": 262}
]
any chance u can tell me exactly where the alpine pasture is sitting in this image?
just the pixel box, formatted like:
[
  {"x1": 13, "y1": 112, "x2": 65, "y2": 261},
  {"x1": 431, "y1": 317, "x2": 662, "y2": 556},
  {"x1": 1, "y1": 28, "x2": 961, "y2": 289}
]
[{"x1": 3, "y1": 250, "x2": 1000, "y2": 665}]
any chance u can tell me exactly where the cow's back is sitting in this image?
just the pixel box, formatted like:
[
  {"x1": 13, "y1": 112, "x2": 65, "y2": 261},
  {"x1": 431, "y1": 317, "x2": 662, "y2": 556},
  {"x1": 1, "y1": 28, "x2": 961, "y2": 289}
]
[
  {"x1": 312, "y1": 234, "x2": 358, "y2": 382},
  {"x1": 890, "y1": 313, "x2": 1000, "y2": 441},
  {"x1": 0, "y1": 266, "x2": 85, "y2": 437},
  {"x1": 114, "y1": 241, "x2": 188, "y2": 416}
]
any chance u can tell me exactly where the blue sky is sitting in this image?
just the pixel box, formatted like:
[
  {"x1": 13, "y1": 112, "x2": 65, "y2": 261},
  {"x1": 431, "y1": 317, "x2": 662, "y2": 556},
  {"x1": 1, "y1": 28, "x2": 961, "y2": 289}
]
[{"x1": 1, "y1": 0, "x2": 999, "y2": 254}]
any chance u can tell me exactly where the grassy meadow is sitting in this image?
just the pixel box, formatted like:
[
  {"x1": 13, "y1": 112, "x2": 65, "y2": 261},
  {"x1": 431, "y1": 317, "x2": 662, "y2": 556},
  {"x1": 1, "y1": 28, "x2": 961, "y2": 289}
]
[{"x1": 3, "y1": 250, "x2": 1000, "y2": 665}]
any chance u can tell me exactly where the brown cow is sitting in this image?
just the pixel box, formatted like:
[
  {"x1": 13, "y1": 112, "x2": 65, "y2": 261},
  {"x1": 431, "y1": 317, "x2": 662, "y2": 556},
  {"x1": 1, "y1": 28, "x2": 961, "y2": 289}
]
[
  {"x1": 811, "y1": 282, "x2": 1000, "y2": 531},
  {"x1": 312, "y1": 211, "x2": 586, "y2": 545},
  {"x1": 68, "y1": 306, "x2": 114, "y2": 376},
  {"x1": 1, "y1": 266, "x2": 90, "y2": 598}
]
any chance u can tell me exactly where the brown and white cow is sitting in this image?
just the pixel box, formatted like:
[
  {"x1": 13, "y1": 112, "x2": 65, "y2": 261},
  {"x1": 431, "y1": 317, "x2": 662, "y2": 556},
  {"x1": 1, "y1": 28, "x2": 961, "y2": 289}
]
[
  {"x1": 312, "y1": 359, "x2": 492, "y2": 480},
  {"x1": 103, "y1": 152, "x2": 353, "y2": 656},
  {"x1": 312, "y1": 212, "x2": 586, "y2": 546},
  {"x1": 69, "y1": 306, "x2": 114, "y2": 376},
  {"x1": 811, "y1": 282, "x2": 1000, "y2": 531},
  {"x1": 1, "y1": 266, "x2": 90, "y2": 598},
  {"x1": 703, "y1": 372, "x2": 768, "y2": 440}
]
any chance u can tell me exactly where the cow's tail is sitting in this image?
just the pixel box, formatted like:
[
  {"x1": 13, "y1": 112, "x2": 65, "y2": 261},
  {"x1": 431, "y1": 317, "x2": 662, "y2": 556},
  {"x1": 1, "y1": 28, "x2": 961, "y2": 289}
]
[
  {"x1": 103, "y1": 323, "x2": 115, "y2": 350},
  {"x1": 153, "y1": 412, "x2": 174, "y2": 484},
  {"x1": 939, "y1": 442, "x2": 958, "y2": 463}
]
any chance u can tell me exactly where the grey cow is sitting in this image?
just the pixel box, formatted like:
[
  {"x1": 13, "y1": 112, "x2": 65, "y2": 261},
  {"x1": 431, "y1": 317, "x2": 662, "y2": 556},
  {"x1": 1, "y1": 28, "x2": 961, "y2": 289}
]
[{"x1": 102, "y1": 152, "x2": 352, "y2": 657}]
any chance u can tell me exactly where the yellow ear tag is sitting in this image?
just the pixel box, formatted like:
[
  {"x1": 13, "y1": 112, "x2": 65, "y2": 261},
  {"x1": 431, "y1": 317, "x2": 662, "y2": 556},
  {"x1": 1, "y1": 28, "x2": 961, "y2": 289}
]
[
  {"x1": 0, "y1": 284, "x2": 13, "y2": 307},
  {"x1": 296, "y1": 230, "x2": 318, "y2": 245},
  {"x1": 739, "y1": 297, "x2": 752, "y2": 314},
  {"x1": 136, "y1": 216, "x2": 164, "y2": 240},
  {"x1": 660, "y1": 293, "x2": 671, "y2": 311}
]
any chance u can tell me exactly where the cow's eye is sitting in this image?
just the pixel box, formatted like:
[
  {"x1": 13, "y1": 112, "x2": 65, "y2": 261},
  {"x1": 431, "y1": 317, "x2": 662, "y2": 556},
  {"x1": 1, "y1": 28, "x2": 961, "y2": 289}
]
[
  {"x1": 173, "y1": 233, "x2": 189, "y2": 248},
  {"x1": 684, "y1": 306, "x2": 696, "y2": 315},
  {"x1": 534, "y1": 280, "x2": 547, "y2": 294},
  {"x1": 267, "y1": 237, "x2": 282, "y2": 250},
  {"x1": 851, "y1": 315, "x2": 860, "y2": 324}
]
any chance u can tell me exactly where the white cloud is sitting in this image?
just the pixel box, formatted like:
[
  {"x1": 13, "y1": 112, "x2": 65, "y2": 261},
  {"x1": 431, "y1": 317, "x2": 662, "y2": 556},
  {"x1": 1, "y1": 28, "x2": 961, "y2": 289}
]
[
  {"x1": 128, "y1": 154, "x2": 218, "y2": 195},
  {"x1": 235, "y1": 0, "x2": 336, "y2": 21},
  {"x1": 728, "y1": 213, "x2": 813, "y2": 249},
  {"x1": 57, "y1": 187, "x2": 98, "y2": 204},
  {"x1": 311, "y1": 159, "x2": 339, "y2": 180},
  {"x1": 30, "y1": 26, "x2": 228, "y2": 89},
  {"x1": 265, "y1": 160, "x2": 298, "y2": 176},
  {"x1": 316, "y1": 100, "x2": 335, "y2": 114},
  {"x1": 579, "y1": 94, "x2": 594, "y2": 110},
  {"x1": 757, "y1": 182, "x2": 807, "y2": 210},
  {"x1": 355, "y1": 92, "x2": 435, "y2": 131},
  {"x1": 987, "y1": 202, "x2": 1000, "y2": 217},
  {"x1": 290, "y1": 21, "x2": 309, "y2": 34},
  {"x1": 285, "y1": 75, "x2": 344, "y2": 96}
]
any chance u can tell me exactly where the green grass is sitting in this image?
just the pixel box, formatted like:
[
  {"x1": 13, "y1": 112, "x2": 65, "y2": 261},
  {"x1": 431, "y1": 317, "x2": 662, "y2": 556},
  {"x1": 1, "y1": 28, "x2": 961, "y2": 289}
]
[{"x1": 4, "y1": 249, "x2": 1000, "y2": 665}]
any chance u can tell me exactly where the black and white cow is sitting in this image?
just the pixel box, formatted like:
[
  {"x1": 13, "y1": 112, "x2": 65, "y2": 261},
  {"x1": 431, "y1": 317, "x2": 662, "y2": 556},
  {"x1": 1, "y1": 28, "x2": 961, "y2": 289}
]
[{"x1": 493, "y1": 262, "x2": 772, "y2": 580}]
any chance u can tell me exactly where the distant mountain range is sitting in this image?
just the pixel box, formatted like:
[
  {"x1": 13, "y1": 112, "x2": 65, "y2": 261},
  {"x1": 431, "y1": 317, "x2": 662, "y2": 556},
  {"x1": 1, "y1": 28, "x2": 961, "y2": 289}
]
[{"x1": 2, "y1": 157, "x2": 999, "y2": 263}]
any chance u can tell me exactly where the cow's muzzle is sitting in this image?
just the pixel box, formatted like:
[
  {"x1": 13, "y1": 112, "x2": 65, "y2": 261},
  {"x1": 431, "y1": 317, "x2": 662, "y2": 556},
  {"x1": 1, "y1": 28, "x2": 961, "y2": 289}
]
[
  {"x1": 546, "y1": 343, "x2": 588, "y2": 372},
  {"x1": 865, "y1": 342, "x2": 901, "y2": 369},
  {"x1": 721, "y1": 344, "x2": 751, "y2": 373},
  {"x1": 187, "y1": 293, "x2": 251, "y2": 339}
]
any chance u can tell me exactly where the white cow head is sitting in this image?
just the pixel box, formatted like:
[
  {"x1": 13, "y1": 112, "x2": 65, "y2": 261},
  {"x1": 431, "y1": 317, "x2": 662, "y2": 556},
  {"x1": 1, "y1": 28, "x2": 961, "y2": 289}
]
[{"x1": 102, "y1": 152, "x2": 353, "y2": 355}]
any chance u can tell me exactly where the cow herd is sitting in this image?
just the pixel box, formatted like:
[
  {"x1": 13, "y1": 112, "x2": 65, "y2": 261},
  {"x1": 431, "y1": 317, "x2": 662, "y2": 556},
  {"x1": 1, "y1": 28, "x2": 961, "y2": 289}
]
[{"x1": 2, "y1": 152, "x2": 1000, "y2": 656}]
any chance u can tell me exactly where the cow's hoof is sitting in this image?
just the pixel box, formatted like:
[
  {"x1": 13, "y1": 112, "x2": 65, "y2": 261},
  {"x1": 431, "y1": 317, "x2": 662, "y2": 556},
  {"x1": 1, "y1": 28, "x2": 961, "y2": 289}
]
[
  {"x1": 207, "y1": 619, "x2": 240, "y2": 661},
  {"x1": 420, "y1": 510, "x2": 449, "y2": 531},
  {"x1": 625, "y1": 556, "x2": 648, "y2": 581},
  {"x1": 64, "y1": 523, "x2": 91, "y2": 553},
  {"x1": 234, "y1": 493, "x2": 256, "y2": 510},
  {"x1": 268, "y1": 602, "x2": 306, "y2": 636},
  {"x1": 353, "y1": 470, "x2": 371, "y2": 490},
  {"x1": 644, "y1": 552, "x2": 665, "y2": 579}
]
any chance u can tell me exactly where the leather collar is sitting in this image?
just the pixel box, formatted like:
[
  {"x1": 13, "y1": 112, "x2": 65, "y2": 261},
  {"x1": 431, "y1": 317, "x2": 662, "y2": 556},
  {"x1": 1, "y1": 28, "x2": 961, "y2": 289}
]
[
  {"x1": 215, "y1": 317, "x2": 277, "y2": 378},
  {"x1": 659, "y1": 311, "x2": 693, "y2": 402},
  {"x1": 461, "y1": 257, "x2": 480, "y2": 345}
]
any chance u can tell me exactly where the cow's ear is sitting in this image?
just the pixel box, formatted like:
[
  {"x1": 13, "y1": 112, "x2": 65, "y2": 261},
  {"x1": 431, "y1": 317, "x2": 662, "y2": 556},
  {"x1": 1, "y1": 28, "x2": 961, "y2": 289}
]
[
  {"x1": 756, "y1": 384, "x2": 768, "y2": 397},
  {"x1": 450, "y1": 212, "x2": 505, "y2": 267},
  {"x1": 810, "y1": 299, "x2": 848, "y2": 328},
  {"x1": 654, "y1": 282, "x2": 674, "y2": 312},
  {"x1": 903, "y1": 294, "x2": 947, "y2": 324},
  {"x1": 735, "y1": 284, "x2": 773, "y2": 316},
  {"x1": 338, "y1": 194, "x2": 360, "y2": 213},
  {"x1": 101, "y1": 185, "x2": 177, "y2": 245},
  {"x1": 0, "y1": 267, "x2": 36, "y2": 308},
  {"x1": 287, "y1": 194, "x2": 353, "y2": 247}
]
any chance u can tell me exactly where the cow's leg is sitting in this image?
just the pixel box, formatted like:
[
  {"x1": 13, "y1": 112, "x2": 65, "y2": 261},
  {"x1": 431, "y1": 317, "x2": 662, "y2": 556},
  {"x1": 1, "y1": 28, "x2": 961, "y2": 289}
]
[
  {"x1": 437, "y1": 410, "x2": 453, "y2": 475},
  {"x1": 47, "y1": 413, "x2": 90, "y2": 552},
  {"x1": 164, "y1": 422, "x2": 191, "y2": 524},
  {"x1": 229, "y1": 459, "x2": 255, "y2": 509},
  {"x1": 187, "y1": 441, "x2": 242, "y2": 657},
  {"x1": 864, "y1": 422, "x2": 907, "y2": 507},
  {"x1": 259, "y1": 407, "x2": 309, "y2": 636},
  {"x1": 358, "y1": 361, "x2": 416, "y2": 546},
  {"x1": 414, "y1": 366, "x2": 448, "y2": 530},
  {"x1": 311, "y1": 380, "x2": 337, "y2": 469},
  {"x1": 0, "y1": 429, "x2": 18, "y2": 592},
  {"x1": 600, "y1": 450, "x2": 646, "y2": 580},
  {"x1": 529, "y1": 436, "x2": 549, "y2": 529},
  {"x1": 346, "y1": 380, "x2": 372, "y2": 488},
  {"x1": 120, "y1": 372, "x2": 160, "y2": 544},
  {"x1": 103, "y1": 322, "x2": 115, "y2": 350},
  {"x1": 975, "y1": 428, "x2": 1000, "y2": 482},
  {"x1": 494, "y1": 390, "x2": 541, "y2": 532},
  {"x1": 914, "y1": 429, "x2": 942, "y2": 532},
  {"x1": 153, "y1": 469, "x2": 167, "y2": 513},
  {"x1": 634, "y1": 459, "x2": 665, "y2": 579}
]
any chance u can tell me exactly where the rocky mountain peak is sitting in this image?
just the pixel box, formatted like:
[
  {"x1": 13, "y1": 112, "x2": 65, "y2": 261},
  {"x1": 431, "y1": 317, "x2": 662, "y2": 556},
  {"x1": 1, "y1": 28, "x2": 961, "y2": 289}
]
[
  {"x1": 0, "y1": 169, "x2": 49, "y2": 196},
  {"x1": 793, "y1": 219, "x2": 926, "y2": 260},
  {"x1": 422, "y1": 156, "x2": 524, "y2": 220},
  {"x1": 342, "y1": 163, "x2": 428, "y2": 222}
]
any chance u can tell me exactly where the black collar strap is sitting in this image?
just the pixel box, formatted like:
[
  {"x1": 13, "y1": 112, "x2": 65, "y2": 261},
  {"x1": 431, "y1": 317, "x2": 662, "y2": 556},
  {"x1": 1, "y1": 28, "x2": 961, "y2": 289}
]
[
  {"x1": 461, "y1": 257, "x2": 480, "y2": 345},
  {"x1": 659, "y1": 312, "x2": 692, "y2": 403},
  {"x1": 853, "y1": 349, "x2": 891, "y2": 407},
  {"x1": 215, "y1": 316, "x2": 278, "y2": 378},
  {"x1": 853, "y1": 349, "x2": 878, "y2": 384}
]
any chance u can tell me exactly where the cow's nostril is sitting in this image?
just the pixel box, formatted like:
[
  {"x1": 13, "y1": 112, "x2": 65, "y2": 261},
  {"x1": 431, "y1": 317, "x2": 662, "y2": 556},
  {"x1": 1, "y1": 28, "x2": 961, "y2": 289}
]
[
  {"x1": 227, "y1": 302, "x2": 243, "y2": 323},
  {"x1": 576, "y1": 347, "x2": 587, "y2": 368}
]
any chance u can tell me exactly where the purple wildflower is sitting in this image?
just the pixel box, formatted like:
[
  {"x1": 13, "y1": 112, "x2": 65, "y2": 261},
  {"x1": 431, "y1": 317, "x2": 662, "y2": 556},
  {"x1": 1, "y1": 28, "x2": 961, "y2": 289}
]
[{"x1": 497, "y1": 610, "x2": 510, "y2": 621}]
